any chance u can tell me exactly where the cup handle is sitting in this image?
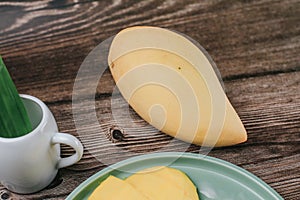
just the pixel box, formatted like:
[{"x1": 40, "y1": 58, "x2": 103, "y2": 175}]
[{"x1": 51, "y1": 133, "x2": 83, "y2": 169}]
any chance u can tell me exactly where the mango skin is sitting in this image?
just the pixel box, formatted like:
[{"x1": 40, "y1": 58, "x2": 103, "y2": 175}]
[{"x1": 108, "y1": 26, "x2": 247, "y2": 147}]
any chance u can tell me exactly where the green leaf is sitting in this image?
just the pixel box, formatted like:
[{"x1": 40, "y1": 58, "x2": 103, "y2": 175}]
[{"x1": 0, "y1": 56, "x2": 32, "y2": 138}]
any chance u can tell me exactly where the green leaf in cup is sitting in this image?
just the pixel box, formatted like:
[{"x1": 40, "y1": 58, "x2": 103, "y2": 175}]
[{"x1": 0, "y1": 56, "x2": 32, "y2": 138}]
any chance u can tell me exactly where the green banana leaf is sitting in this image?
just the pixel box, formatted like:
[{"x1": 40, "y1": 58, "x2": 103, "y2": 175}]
[{"x1": 0, "y1": 56, "x2": 32, "y2": 138}]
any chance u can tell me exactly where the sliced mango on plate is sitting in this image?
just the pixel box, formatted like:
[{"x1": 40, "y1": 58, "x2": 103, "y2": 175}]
[{"x1": 88, "y1": 166, "x2": 199, "y2": 200}]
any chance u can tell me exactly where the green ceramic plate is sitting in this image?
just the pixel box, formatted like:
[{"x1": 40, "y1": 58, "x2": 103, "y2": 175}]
[{"x1": 66, "y1": 152, "x2": 283, "y2": 200}]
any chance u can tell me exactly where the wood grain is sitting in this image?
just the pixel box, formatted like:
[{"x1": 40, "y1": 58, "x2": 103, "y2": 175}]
[{"x1": 0, "y1": 0, "x2": 299, "y2": 199}]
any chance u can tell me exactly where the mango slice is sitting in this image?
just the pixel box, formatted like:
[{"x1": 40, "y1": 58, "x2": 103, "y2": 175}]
[
  {"x1": 88, "y1": 175, "x2": 148, "y2": 200},
  {"x1": 142, "y1": 166, "x2": 199, "y2": 200},
  {"x1": 108, "y1": 26, "x2": 247, "y2": 147},
  {"x1": 126, "y1": 166, "x2": 198, "y2": 200}
]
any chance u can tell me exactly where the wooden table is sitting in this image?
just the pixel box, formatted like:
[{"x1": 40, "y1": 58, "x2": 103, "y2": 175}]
[{"x1": 0, "y1": 0, "x2": 299, "y2": 199}]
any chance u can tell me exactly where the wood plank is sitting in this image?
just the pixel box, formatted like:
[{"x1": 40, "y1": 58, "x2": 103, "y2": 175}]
[
  {"x1": 0, "y1": 0, "x2": 299, "y2": 199},
  {"x1": 52, "y1": 70, "x2": 300, "y2": 167},
  {"x1": 3, "y1": 60, "x2": 297, "y2": 199},
  {"x1": 0, "y1": 0, "x2": 298, "y2": 96},
  {"x1": 0, "y1": 70, "x2": 292, "y2": 199},
  {"x1": 19, "y1": 63, "x2": 300, "y2": 199}
]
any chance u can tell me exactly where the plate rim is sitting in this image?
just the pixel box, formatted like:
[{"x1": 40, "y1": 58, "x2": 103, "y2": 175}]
[{"x1": 66, "y1": 152, "x2": 283, "y2": 200}]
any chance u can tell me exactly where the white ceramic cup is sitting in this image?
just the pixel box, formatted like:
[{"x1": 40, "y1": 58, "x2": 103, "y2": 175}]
[{"x1": 0, "y1": 94, "x2": 83, "y2": 194}]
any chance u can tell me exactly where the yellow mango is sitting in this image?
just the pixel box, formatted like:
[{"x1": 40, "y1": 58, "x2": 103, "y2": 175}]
[
  {"x1": 88, "y1": 167, "x2": 199, "y2": 199},
  {"x1": 88, "y1": 175, "x2": 148, "y2": 200},
  {"x1": 108, "y1": 26, "x2": 247, "y2": 147},
  {"x1": 125, "y1": 166, "x2": 199, "y2": 200},
  {"x1": 141, "y1": 166, "x2": 199, "y2": 200}
]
